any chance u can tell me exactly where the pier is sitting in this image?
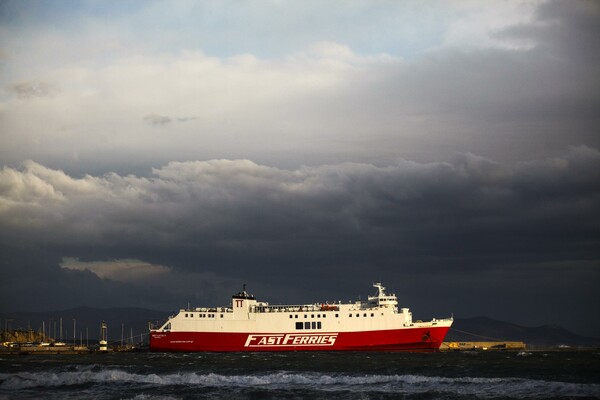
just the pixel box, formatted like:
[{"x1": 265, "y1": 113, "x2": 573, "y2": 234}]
[{"x1": 440, "y1": 341, "x2": 526, "y2": 351}]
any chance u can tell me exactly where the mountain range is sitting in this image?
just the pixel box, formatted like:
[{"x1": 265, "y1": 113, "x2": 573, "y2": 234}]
[{"x1": 1, "y1": 308, "x2": 598, "y2": 348}]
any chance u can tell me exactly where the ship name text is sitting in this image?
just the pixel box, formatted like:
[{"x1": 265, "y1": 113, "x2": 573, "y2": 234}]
[{"x1": 244, "y1": 333, "x2": 338, "y2": 347}]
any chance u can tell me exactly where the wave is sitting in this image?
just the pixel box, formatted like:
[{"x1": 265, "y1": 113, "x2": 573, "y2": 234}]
[{"x1": 1, "y1": 370, "x2": 599, "y2": 398}]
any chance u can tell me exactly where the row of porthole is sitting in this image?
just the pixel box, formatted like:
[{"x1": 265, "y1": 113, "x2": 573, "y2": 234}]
[
  {"x1": 184, "y1": 313, "x2": 223, "y2": 318},
  {"x1": 183, "y1": 312, "x2": 384, "y2": 319},
  {"x1": 288, "y1": 314, "x2": 330, "y2": 319},
  {"x1": 288, "y1": 312, "x2": 385, "y2": 320}
]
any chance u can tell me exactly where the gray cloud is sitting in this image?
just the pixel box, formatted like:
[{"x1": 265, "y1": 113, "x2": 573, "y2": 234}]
[
  {"x1": 143, "y1": 114, "x2": 172, "y2": 126},
  {"x1": 1, "y1": 147, "x2": 598, "y2": 334},
  {"x1": 143, "y1": 114, "x2": 197, "y2": 126},
  {"x1": 9, "y1": 80, "x2": 58, "y2": 99}
]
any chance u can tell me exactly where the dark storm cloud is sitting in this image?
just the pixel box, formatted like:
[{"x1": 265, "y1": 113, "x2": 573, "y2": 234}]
[
  {"x1": 1, "y1": 147, "x2": 598, "y2": 261},
  {"x1": 1, "y1": 1, "x2": 599, "y2": 336},
  {"x1": 1, "y1": 147, "x2": 598, "y2": 334},
  {"x1": 497, "y1": 0, "x2": 600, "y2": 63},
  {"x1": 0, "y1": 247, "x2": 184, "y2": 312}
]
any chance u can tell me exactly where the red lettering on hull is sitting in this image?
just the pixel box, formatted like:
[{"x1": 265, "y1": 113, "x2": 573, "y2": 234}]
[{"x1": 244, "y1": 333, "x2": 338, "y2": 347}]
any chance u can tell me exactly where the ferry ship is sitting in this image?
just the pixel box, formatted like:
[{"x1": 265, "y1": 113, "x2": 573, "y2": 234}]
[{"x1": 149, "y1": 283, "x2": 453, "y2": 352}]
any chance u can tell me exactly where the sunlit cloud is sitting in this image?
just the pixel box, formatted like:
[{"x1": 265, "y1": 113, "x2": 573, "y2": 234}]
[{"x1": 60, "y1": 258, "x2": 170, "y2": 283}]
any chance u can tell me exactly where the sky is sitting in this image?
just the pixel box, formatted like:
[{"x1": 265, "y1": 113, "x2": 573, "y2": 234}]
[{"x1": 0, "y1": 0, "x2": 599, "y2": 337}]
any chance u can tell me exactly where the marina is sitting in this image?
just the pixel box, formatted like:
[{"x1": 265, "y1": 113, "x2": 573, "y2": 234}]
[{"x1": 1, "y1": 319, "x2": 147, "y2": 355}]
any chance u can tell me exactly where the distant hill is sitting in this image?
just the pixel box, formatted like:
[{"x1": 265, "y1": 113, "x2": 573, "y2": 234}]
[
  {"x1": 2, "y1": 309, "x2": 598, "y2": 347},
  {"x1": 446, "y1": 316, "x2": 600, "y2": 348}
]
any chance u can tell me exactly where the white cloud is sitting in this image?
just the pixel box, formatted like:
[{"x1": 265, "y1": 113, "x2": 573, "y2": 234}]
[{"x1": 2, "y1": 1, "x2": 597, "y2": 172}]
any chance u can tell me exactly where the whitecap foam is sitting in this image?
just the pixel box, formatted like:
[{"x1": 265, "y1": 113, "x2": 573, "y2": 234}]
[
  {"x1": 124, "y1": 395, "x2": 181, "y2": 400},
  {"x1": 1, "y1": 369, "x2": 599, "y2": 398},
  {"x1": 516, "y1": 351, "x2": 532, "y2": 357}
]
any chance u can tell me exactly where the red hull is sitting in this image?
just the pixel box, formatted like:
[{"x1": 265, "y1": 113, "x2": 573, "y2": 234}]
[{"x1": 150, "y1": 326, "x2": 450, "y2": 352}]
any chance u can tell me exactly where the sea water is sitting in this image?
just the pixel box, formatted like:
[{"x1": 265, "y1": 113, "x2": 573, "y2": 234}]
[{"x1": 1, "y1": 351, "x2": 599, "y2": 399}]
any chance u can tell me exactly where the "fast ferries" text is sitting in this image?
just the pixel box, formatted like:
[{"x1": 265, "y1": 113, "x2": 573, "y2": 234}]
[{"x1": 244, "y1": 333, "x2": 338, "y2": 347}]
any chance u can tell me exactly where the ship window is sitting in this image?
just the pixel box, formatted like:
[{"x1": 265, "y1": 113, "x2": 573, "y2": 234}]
[
  {"x1": 295, "y1": 315, "x2": 298, "y2": 319},
  {"x1": 304, "y1": 322, "x2": 310, "y2": 329},
  {"x1": 289, "y1": 315, "x2": 293, "y2": 319},
  {"x1": 349, "y1": 314, "x2": 352, "y2": 317},
  {"x1": 185, "y1": 313, "x2": 188, "y2": 317},
  {"x1": 323, "y1": 314, "x2": 326, "y2": 318},
  {"x1": 296, "y1": 322, "x2": 303, "y2": 330},
  {"x1": 317, "y1": 321, "x2": 322, "y2": 329},
  {"x1": 371, "y1": 313, "x2": 374, "y2": 317},
  {"x1": 304, "y1": 315, "x2": 307, "y2": 319},
  {"x1": 220, "y1": 314, "x2": 223, "y2": 318},
  {"x1": 311, "y1": 314, "x2": 314, "y2": 318},
  {"x1": 311, "y1": 322, "x2": 316, "y2": 329},
  {"x1": 335, "y1": 314, "x2": 339, "y2": 318},
  {"x1": 356, "y1": 314, "x2": 360, "y2": 317},
  {"x1": 364, "y1": 313, "x2": 367, "y2": 317}
]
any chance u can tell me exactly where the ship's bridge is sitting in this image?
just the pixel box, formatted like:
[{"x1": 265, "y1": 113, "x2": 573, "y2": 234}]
[
  {"x1": 368, "y1": 282, "x2": 398, "y2": 308},
  {"x1": 232, "y1": 284, "x2": 255, "y2": 300}
]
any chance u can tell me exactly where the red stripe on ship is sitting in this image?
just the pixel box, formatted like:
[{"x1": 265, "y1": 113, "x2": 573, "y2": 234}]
[{"x1": 150, "y1": 326, "x2": 450, "y2": 352}]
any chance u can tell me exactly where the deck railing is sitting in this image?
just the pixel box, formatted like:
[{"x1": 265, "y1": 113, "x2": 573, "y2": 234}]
[{"x1": 251, "y1": 304, "x2": 340, "y2": 313}]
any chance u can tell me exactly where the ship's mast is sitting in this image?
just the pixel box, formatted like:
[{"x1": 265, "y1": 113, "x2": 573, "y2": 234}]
[{"x1": 373, "y1": 282, "x2": 386, "y2": 297}]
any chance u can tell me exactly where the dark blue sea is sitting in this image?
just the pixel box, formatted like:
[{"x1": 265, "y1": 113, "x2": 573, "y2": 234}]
[{"x1": 1, "y1": 351, "x2": 599, "y2": 399}]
